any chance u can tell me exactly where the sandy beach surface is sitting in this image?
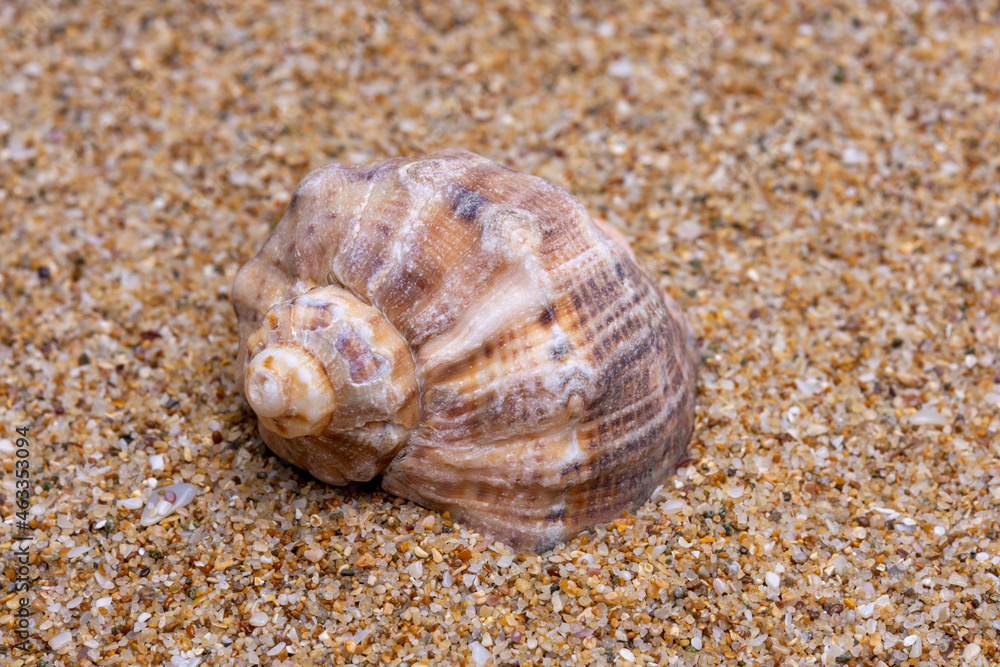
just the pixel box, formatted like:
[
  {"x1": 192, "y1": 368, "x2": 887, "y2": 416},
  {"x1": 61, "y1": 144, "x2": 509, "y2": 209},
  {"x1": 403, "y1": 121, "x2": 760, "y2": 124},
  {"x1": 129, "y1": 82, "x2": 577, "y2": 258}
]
[{"x1": 1, "y1": 1, "x2": 999, "y2": 665}]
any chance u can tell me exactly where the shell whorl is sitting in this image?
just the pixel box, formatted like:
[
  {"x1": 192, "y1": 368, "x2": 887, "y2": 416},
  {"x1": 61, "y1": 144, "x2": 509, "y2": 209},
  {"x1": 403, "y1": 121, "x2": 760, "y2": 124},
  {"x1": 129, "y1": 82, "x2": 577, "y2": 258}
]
[
  {"x1": 241, "y1": 285, "x2": 420, "y2": 483},
  {"x1": 232, "y1": 149, "x2": 698, "y2": 551}
]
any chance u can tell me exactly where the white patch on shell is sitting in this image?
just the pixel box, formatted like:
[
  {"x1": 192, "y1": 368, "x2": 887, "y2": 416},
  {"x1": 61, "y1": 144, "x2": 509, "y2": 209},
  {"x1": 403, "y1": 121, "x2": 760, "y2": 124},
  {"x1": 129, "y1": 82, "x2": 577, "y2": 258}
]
[
  {"x1": 561, "y1": 431, "x2": 582, "y2": 465},
  {"x1": 542, "y1": 500, "x2": 568, "y2": 547},
  {"x1": 418, "y1": 269, "x2": 547, "y2": 366}
]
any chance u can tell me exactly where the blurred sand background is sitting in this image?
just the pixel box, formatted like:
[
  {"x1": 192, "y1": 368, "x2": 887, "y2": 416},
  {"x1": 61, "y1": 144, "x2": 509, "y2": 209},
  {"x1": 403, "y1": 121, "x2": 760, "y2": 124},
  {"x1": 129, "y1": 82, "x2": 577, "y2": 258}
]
[{"x1": 1, "y1": 1, "x2": 999, "y2": 665}]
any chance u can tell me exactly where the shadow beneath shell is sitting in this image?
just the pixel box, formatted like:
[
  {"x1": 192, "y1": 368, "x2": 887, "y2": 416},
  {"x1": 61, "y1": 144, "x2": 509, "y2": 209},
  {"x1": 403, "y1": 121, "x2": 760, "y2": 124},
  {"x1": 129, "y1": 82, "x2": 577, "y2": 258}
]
[{"x1": 261, "y1": 445, "x2": 388, "y2": 501}]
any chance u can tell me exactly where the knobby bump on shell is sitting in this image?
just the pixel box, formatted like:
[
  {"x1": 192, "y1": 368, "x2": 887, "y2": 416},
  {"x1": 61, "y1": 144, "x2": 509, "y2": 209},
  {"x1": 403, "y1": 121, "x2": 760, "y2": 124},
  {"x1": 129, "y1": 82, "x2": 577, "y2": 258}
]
[{"x1": 232, "y1": 149, "x2": 698, "y2": 552}]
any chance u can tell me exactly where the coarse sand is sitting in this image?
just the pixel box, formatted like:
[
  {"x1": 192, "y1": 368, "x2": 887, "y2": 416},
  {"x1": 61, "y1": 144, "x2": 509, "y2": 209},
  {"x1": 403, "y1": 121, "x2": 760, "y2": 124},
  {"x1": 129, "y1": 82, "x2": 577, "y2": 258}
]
[{"x1": 1, "y1": 1, "x2": 999, "y2": 666}]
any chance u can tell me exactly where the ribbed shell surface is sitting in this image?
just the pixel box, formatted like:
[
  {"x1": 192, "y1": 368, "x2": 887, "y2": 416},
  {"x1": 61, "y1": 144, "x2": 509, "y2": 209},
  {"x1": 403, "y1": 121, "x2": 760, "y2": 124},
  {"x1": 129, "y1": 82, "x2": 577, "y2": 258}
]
[{"x1": 233, "y1": 149, "x2": 698, "y2": 551}]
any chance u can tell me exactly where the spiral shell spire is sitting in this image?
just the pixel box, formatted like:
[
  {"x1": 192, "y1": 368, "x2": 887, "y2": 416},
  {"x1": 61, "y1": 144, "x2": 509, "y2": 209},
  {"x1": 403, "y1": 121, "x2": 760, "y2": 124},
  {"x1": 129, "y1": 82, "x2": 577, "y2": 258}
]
[{"x1": 241, "y1": 284, "x2": 420, "y2": 484}]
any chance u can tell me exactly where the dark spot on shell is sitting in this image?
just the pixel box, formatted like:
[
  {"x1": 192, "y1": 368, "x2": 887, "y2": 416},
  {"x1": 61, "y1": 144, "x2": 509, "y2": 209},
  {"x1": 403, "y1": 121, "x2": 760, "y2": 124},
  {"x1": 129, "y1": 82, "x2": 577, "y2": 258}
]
[
  {"x1": 305, "y1": 306, "x2": 334, "y2": 331},
  {"x1": 551, "y1": 342, "x2": 572, "y2": 361},
  {"x1": 546, "y1": 505, "x2": 565, "y2": 524},
  {"x1": 346, "y1": 164, "x2": 379, "y2": 181},
  {"x1": 586, "y1": 277, "x2": 601, "y2": 305},
  {"x1": 615, "y1": 262, "x2": 625, "y2": 280},
  {"x1": 434, "y1": 359, "x2": 471, "y2": 383},
  {"x1": 483, "y1": 343, "x2": 493, "y2": 358},
  {"x1": 539, "y1": 304, "x2": 556, "y2": 327},
  {"x1": 442, "y1": 393, "x2": 475, "y2": 419},
  {"x1": 449, "y1": 185, "x2": 490, "y2": 224},
  {"x1": 288, "y1": 192, "x2": 300, "y2": 211},
  {"x1": 590, "y1": 452, "x2": 614, "y2": 474},
  {"x1": 335, "y1": 329, "x2": 384, "y2": 383},
  {"x1": 485, "y1": 389, "x2": 499, "y2": 410}
]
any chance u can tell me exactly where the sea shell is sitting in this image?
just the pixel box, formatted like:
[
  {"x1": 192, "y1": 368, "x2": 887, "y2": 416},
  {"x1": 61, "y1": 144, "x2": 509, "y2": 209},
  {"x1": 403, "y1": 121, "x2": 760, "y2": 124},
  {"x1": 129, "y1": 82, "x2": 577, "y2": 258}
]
[
  {"x1": 140, "y1": 483, "x2": 199, "y2": 526},
  {"x1": 232, "y1": 149, "x2": 697, "y2": 551}
]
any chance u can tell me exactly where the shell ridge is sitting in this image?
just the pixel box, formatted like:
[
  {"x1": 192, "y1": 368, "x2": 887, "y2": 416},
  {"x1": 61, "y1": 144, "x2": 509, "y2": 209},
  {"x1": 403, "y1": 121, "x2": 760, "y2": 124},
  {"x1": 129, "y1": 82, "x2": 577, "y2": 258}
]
[
  {"x1": 388, "y1": 158, "x2": 498, "y2": 343},
  {"x1": 415, "y1": 205, "x2": 561, "y2": 368},
  {"x1": 363, "y1": 159, "x2": 442, "y2": 300},
  {"x1": 365, "y1": 182, "x2": 466, "y2": 345},
  {"x1": 328, "y1": 169, "x2": 377, "y2": 293}
]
